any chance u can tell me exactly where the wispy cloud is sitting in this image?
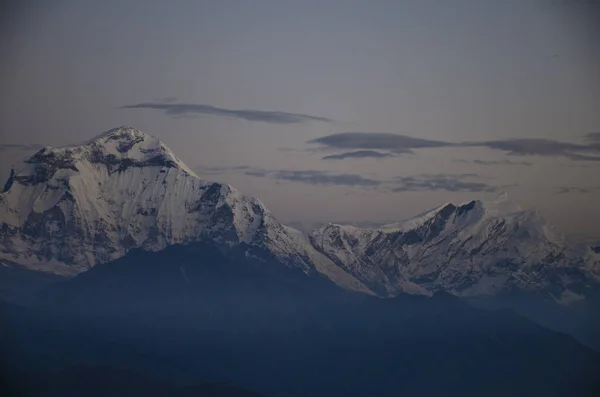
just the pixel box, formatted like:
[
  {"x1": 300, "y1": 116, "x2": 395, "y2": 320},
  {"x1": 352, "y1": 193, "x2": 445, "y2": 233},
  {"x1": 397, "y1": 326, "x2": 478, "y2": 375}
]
[
  {"x1": 195, "y1": 165, "x2": 516, "y2": 192},
  {"x1": 584, "y1": 132, "x2": 600, "y2": 143},
  {"x1": 554, "y1": 186, "x2": 600, "y2": 195},
  {"x1": 244, "y1": 170, "x2": 268, "y2": 177},
  {"x1": 195, "y1": 165, "x2": 251, "y2": 175},
  {"x1": 308, "y1": 132, "x2": 453, "y2": 154},
  {"x1": 392, "y1": 173, "x2": 502, "y2": 193},
  {"x1": 562, "y1": 153, "x2": 600, "y2": 162},
  {"x1": 309, "y1": 132, "x2": 600, "y2": 161},
  {"x1": 464, "y1": 138, "x2": 600, "y2": 160},
  {"x1": 322, "y1": 150, "x2": 395, "y2": 160},
  {"x1": 261, "y1": 169, "x2": 381, "y2": 187},
  {"x1": 122, "y1": 102, "x2": 332, "y2": 124},
  {"x1": 197, "y1": 165, "x2": 382, "y2": 187},
  {"x1": 453, "y1": 159, "x2": 533, "y2": 166}
]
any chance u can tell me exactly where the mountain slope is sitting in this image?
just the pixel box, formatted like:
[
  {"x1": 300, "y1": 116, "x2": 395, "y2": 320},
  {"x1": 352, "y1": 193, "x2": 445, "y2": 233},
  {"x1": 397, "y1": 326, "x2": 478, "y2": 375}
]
[{"x1": 0, "y1": 127, "x2": 314, "y2": 276}]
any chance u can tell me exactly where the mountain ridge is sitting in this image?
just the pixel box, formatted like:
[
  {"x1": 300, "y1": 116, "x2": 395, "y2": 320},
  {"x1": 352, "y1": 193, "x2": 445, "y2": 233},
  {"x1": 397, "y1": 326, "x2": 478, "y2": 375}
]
[
  {"x1": 308, "y1": 192, "x2": 599, "y2": 299},
  {"x1": 0, "y1": 126, "x2": 598, "y2": 302}
]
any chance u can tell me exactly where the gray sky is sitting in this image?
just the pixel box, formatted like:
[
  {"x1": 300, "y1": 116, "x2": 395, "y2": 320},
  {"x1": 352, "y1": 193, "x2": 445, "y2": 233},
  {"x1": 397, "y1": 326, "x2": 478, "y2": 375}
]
[{"x1": 1, "y1": 0, "x2": 599, "y2": 241}]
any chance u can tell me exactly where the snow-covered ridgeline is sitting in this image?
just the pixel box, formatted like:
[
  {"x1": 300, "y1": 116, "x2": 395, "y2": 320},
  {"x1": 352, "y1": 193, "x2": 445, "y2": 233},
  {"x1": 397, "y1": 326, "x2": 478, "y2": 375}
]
[{"x1": 309, "y1": 193, "x2": 598, "y2": 298}]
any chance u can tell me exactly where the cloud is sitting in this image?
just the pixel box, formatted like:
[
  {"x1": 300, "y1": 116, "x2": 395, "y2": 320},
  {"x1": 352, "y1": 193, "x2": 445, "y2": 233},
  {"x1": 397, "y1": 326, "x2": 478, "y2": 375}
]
[
  {"x1": 244, "y1": 170, "x2": 268, "y2": 177},
  {"x1": 195, "y1": 165, "x2": 514, "y2": 192},
  {"x1": 309, "y1": 132, "x2": 600, "y2": 161},
  {"x1": 563, "y1": 153, "x2": 600, "y2": 162},
  {"x1": 554, "y1": 186, "x2": 600, "y2": 195},
  {"x1": 322, "y1": 150, "x2": 395, "y2": 160},
  {"x1": 308, "y1": 132, "x2": 453, "y2": 153},
  {"x1": 268, "y1": 170, "x2": 381, "y2": 187},
  {"x1": 195, "y1": 165, "x2": 251, "y2": 175},
  {"x1": 392, "y1": 173, "x2": 500, "y2": 193},
  {"x1": 122, "y1": 102, "x2": 332, "y2": 124},
  {"x1": 464, "y1": 138, "x2": 600, "y2": 160},
  {"x1": 278, "y1": 147, "x2": 325, "y2": 154},
  {"x1": 453, "y1": 159, "x2": 533, "y2": 166},
  {"x1": 195, "y1": 165, "x2": 381, "y2": 187},
  {"x1": 584, "y1": 132, "x2": 600, "y2": 143}
]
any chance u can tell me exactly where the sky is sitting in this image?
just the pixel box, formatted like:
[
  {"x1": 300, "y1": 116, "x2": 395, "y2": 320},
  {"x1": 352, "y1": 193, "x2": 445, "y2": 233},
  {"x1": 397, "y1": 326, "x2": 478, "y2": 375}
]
[{"x1": 1, "y1": 0, "x2": 599, "y2": 241}]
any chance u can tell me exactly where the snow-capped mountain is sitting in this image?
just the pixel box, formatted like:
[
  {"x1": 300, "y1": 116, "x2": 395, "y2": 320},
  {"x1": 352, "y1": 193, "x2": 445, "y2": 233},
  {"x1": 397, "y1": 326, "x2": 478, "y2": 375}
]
[
  {"x1": 1, "y1": 126, "x2": 598, "y2": 303},
  {"x1": 309, "y1": 193, "x2": 600, "y2": 299},
  {"x1": 0, "y1": 127, "x2": 314, "y2": 276}
]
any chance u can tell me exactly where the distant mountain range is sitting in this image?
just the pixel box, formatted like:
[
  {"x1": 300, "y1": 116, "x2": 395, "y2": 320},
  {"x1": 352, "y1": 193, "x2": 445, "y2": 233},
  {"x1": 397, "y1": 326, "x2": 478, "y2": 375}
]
[
  {"x1": 1, "y1": 127, "x2": 600, "y2": 396},
  {"x1": 1, "y1": 126, "x2": 599, "y2": 300},
  {"x1": 310, "y1": 193, "x2": 600, "y2": 298}
]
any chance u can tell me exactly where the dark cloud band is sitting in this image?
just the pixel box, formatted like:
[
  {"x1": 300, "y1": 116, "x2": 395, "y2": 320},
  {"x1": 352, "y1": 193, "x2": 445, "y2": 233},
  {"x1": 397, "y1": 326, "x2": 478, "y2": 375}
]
[
  {"x1": 309, "y1": 132, "x2": 600, "y2": 162},
  {"x1": 463, "y1": 138, "x2": 600, "y2": 159},
  {"x1": 263, "y1": 169, "x2": 381, "y2": 187},
  {"x1": 122, "y1": 102, "x2": 332, "y2": 124},
  {"x1": 392, "y1": 173, "x2": 499, "y2": 193},
  {"x1": 584, "y1": 132, "x2": 600, "y2": 143},
  {"x1": 308, "y1": 132, "x2": 452, "y2": 154},
  {"x1": 554, "y1": 186, "x2": 600, "y2": 195},
  {"x1": 322, "y1": 150, "x2": 395, "y2": 160},
  {"x1": 453, "y1": 159, "x2": 533, "y2": 166},
  {"x1": 196, "y1": 165, "x2": 381, "y2": 187},
  {"x1": 195, "y1": 165, "x2": 509, "y2": 192}
]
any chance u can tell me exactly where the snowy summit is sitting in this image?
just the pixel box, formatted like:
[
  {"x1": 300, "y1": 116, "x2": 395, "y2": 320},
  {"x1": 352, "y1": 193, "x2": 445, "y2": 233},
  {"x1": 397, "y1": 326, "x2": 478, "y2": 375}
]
[{"x1": 0, "y1": 127, "x2": 313, "y2": 275}]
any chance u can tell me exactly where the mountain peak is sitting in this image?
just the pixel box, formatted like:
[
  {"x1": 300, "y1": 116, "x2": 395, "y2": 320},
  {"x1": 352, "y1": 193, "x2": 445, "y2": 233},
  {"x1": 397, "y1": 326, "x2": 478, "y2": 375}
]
[
  {"x1": 97, "y1": 125, "x2": 146, "y2": 139},
  {"x1": 82, "y1": 125, "x2": 149, "y2": 144},
  {"x1": 85, "y1": 126, "x2": 198, "y2": 177},
  {"x1": 58, "y1": 126, "x2": 157, "y2": 152},
  {"x1": 0, "y1": 127, "x2": 320, "y2": 275},
  {"x1": 6, "y1": 127, "x2": 198, "y2": 189}
]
